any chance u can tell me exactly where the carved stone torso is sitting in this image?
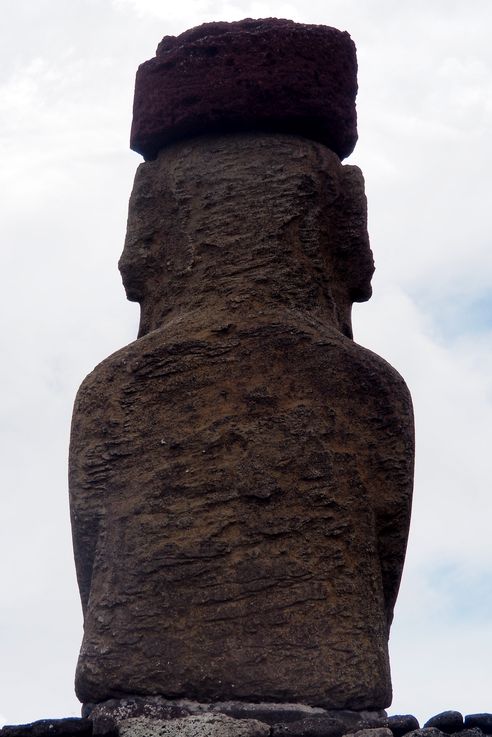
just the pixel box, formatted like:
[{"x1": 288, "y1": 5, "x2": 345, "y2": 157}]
[{"x1": 69, "y1": 134, "x2": 414, "y2": 709}]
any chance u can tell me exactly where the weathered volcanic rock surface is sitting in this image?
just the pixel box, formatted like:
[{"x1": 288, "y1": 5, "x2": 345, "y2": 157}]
[
  {"x1": 465, "y1": 719, "x2": 492, "y2": 734},
  {"x1": 70, "y1": 133, "x2": 414, "y2": 708},
  {"x1": 388, "y1": 717, "x2": 421, "y2": 737},
  {"x1": 424, "y1": 713, "x2": 464, "y2": 733},
  {"x1": 85, "y1": 696, "x2": 386, "y2": 736},
  {"x1": 119, "y1": 714, "x2": 270, "y2": 737},
  {"x1": 130, "y1": 18, "x2": 358, "y2": 160},
  {"x1": 0, "y1": 718, "x2": 94, "y2": 736},
  {"x1": 3, "y1": 711, "x2": 492, "y2": 737}
]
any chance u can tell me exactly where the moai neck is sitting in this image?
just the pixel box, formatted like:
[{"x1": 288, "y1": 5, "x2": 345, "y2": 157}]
[{"x1": 119, "y1": 133, "x2": 374, "y2": 341}]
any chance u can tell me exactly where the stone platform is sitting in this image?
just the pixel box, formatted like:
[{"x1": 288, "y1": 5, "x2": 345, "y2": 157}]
[{"x1": 2, "y1": 705, "x2": 491, "y2": 737}]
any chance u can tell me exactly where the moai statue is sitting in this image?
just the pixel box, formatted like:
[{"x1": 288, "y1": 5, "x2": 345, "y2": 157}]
[{"x1": 70, "y1": 19, "x2": 414, "y2": 715}]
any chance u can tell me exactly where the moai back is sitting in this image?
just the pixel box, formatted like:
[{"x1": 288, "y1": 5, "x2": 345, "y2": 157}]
[{"x1": 69, "y1": 20, "x2": 414, "y2": 712}]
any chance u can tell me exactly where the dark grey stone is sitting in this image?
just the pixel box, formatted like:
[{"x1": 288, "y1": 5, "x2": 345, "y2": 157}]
[
  {"x1": 424, "y1": 712, "x2": 464, "y2": 733},
  {"x1": 271, "y1": 715, "x2": 347, "y2": 737},
  {"x1": 405, "y1": 729, "x2": 446, "y2": 737},
  {"x1": 465, "y1": 717, "x2": 492, "y2": 735},
  {"x1": 211, "y1": 704, "x2": 327, "y2": 726},
  {"x1": 87, "y1": 697, "x2": 387, "y2": 736},
  {"x1": 345, "y1": 721, "x2": 389, "y2": 735},
  {"x1": 0, "y1": 718, "x2": 93, "y2": 737},
  {"x1": 349, "y1": 729, "x2": 393, "y2": 737},
  {"x1": 118, "y1": 714, "x2": 270, "y2": 737},
  {"x1": 453, "y1": 729, "x2": 484, "y2": 737},
  {"x1": 387, "y1": 715, "x2": 420, "y2": 737},
  {"x1": 88, "y1": 696, "x2": 190, "y2": 735}
]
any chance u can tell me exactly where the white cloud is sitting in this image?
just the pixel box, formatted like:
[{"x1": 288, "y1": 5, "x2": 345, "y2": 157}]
[
  {"x1": 355, "y1": 279, "x2": 492, "y2": 716},
  {"x1": 113, "y1": 0, "x2": 301, "y2": 23},
  {"x1": 114, "y1": 0, "x2": 229, "y2": 23}
]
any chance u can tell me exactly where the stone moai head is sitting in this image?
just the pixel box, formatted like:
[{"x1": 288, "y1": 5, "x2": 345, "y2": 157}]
[
  {"x1": 70, "y1": 18, "x2": 414, "y2": 716},
  {"x1": 119, "y1": 19, "x2": 374, "y2": 340},
  {"x1": 118, "y1": 135, "x2": 375, "y2": 339}
]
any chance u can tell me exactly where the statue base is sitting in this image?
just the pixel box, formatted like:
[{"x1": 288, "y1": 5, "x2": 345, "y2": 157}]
[
  {"x1": 83, "y1": 696, "x2": 387, "y2": 737},
  {"x1": 4, "y1": 708, "x2": 492, "y2": 737}
]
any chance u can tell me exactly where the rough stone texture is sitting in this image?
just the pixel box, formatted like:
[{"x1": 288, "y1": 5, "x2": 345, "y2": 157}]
[
  {"x1": 87, "y1": 697, "x2": 327, "y2": 730},
  {"x1": 87, "y1": 697, "x2": 386, "y2": 736},
  {"x1": 406, "y1": 730, "x2": 447, "y2": 737},
  {"x1": 0, "y1": 713, "x2": 489, "y2": 737},
  {"x1": 0, "y1": 718, "x2": 93, "y2": 736},
  {"x1": 87, "y1": 696, "x2": 190, "y2": 735},
  {"x1": 130, "y1": 18, "x2": 358, "y2": 161},
  {"x1": 70, "y1": 132, "x2": 414, "y2": 708},
  {"x1": 349, "y1": 729, "x2": 393, "y2": 737},
  {"x1": 272, "y1": 716, "x2": 348, "y2": 737},
  {"x1": 344, "y1": 719, "x2": 390, "y2": 735},
  {"x1": 339, "y1": 715, "x2": 389, "y2": 733},
  {"x1": 207, "y1": 704, "x2": 328, "y2": 725},
  {"x1": 388, "y1": 716, "x2": 420, "y2": 737},
  {"x1": 465, "y1": 717, "x2": 492, "y2": 735},
  {"x1": 118, "y1": 714, "x2": 270, "y2": 737},
  {"x1": 424, "y1": 714, "x2": 464, "y2": 733}
]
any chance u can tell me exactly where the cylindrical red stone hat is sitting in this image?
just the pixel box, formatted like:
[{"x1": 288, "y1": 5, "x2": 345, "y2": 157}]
[{"x1": 130, "y1": 18, "x2": 358, "y2": 160}]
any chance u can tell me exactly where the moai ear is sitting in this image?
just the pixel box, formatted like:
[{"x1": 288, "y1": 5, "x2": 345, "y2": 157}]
[
  {"x1": 333, "y1": 164, "x2": 375, "y2": 303},
  {"x1": 118, "y1": 157, "x2": 185, "y2": 305},
  {"x1": 118, "y1": 162, "x2": 159, "y2": 303}
]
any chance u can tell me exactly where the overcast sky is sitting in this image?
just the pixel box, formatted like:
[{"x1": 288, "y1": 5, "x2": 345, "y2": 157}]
[{"x1": 1, "y1": 0, "x2": 491, "y2": 728}]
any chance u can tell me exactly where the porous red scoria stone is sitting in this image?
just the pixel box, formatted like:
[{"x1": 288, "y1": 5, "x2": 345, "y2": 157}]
[{"x1": 130, "y1": 18, "x2": 358, "y2": 160}]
